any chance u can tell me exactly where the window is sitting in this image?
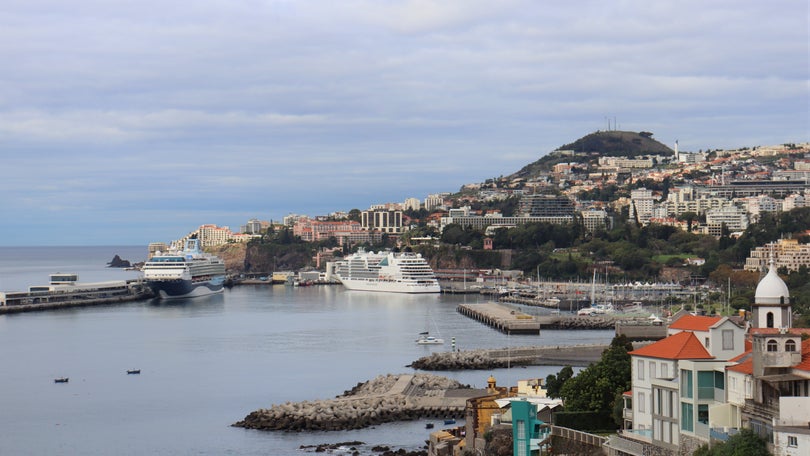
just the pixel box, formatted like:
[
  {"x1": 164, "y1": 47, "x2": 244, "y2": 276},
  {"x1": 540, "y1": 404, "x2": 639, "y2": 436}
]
[
  {"x1": 698, "y1": 404, "x2": 709, "y2": 425},
  {"x1": 649, "y1": 362, "x2": 656, "y2": 380},
  {"x1": 661, "y1": 363, "x2": 668, "y2": 378},
  {"x1": 786, "y1": 339, "x2": 797, "y2": 352},
  {"x1": 714, "y1": 371, "x2": 725, "y2": 390},
  {"x1": 656, "y1": 389, "x2": 662, "y2": 414},
  {"x1": 788, "y1": 435, "x2": 798, "y2": 447},
  {"x1": 722, "y1": 329, "x2": 734, "y2": 350},
  {"x1": 705, "y1": 337, "x2": 710, "y2": 349},
  {"x1": 638, "y1": 360, "x2": 645, "y2": 380},
  {"x1": 698, "y1": 371, "x2": 715, "y2": 399},
  {"x1": 767, "y1": 312, "x2": 774, "y2": 328},
  {"x1": 681, "y1": 403, "x2": 694, "y2": 432},
  {"x1": 681, "y1": 369, "x2": 693, "y2": 399},
  {"x1": 638, "y1": 392, "x2": 645, "y2": 413},
  {"x1": 767, "y1": 339, "x2": 778, "y2": 352}
]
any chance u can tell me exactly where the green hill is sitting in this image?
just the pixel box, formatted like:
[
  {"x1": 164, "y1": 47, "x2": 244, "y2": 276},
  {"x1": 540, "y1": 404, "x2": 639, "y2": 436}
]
[{"x1": 512, "y1": 130, "x2": 674, "y2": 179}]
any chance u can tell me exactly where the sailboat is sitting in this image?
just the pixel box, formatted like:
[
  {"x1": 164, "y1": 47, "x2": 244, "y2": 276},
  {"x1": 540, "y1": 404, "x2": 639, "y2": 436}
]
[{"x1": 577, "y1": 270, "x2": 615, "y2": 316}]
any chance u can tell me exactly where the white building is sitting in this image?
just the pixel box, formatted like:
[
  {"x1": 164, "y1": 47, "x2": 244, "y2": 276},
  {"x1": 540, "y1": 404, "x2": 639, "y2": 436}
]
[
  {"x1": 705, "y1": 203, "x2": 749, "y2": 235},
  {"x1": 403, "y1": 197, "x2": 421, "y2": 211},
  {"x1": 630, "y1": 188, "x2": 656, "y2": 224}
]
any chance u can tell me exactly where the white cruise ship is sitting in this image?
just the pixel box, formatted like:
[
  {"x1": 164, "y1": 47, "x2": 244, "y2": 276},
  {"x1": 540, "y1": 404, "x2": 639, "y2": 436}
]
[
  {"x1": 142, "y1": 238, "x2": 226, "y2": 299},
  {"x1": 334, "y1": 250, "x2": 440, "y2": 293}
]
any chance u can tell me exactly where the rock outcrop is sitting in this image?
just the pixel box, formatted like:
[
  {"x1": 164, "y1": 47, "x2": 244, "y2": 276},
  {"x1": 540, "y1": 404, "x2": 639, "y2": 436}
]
[
  {"x1": 106, "y1": 255, "x2": 131, "y2": 268},
  {"x1": 233, "y1": 374, "x2": 473, "y2": 432}
]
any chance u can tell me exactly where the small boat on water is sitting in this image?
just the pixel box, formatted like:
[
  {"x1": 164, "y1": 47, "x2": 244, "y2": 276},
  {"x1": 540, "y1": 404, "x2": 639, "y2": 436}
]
[
  {"x1": 416, "y1": 332, "x2": 444, "y2": 345},
  {"x1": 443, "y1": 419, "x2": 456, "y2": 425},
  {"x1": 425, "y1": 423, "x2": 434, "y2": 429},
  {"x1": 127, "y1": 369, "x2": 141, "y2": 375},
  {"x1": 54, "y1": 377, "x2": 69, "y2": 383}
]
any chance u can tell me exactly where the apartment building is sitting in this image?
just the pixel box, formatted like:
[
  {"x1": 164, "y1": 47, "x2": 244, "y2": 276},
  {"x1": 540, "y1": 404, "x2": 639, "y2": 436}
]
[
  {"x1": 629, "y1": 188, "x2": 656, "y2": 224},
  {"x1": 744, "y1": 239, "x2": 810, "y2": 273},
  {"x1": 293, "y1": 220, "x2": 362, "y2": 242},
  {"x1": 518, "y1": 194, "x2": 575, "y2": 217},
  {"x1": 361, "y1": 208, "x2": 403, "y2": 234},
  {"x1": 705, "y1": 203, "x2": 749, "y2": 235}
]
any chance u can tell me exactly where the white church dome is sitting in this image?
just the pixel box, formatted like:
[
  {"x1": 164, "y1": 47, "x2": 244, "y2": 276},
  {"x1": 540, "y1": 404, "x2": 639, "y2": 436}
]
[{"x1": 754, "y1": 266, "x2": 790, "y2": 305}]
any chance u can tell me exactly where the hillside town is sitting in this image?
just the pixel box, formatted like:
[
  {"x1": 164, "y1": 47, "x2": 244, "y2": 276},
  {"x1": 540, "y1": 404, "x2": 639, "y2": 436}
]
[
  {"x1": 164, "y1": 134, "x2": 810, "y2": 279},
  {"x1": 148, "y1": 133, "x2": 810, "y2": 456}
]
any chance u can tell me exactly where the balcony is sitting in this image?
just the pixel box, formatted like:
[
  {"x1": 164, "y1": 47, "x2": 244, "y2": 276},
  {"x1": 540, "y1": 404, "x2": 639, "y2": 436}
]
[{"x1": 744, "y1": 399, "x2": 779, "y2": 420}]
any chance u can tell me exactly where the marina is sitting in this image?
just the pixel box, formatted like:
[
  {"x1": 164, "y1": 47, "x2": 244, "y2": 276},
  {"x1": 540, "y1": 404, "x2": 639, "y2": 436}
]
[{"x1": 0, "y1": 246, "x2": 613, "y2": 455}]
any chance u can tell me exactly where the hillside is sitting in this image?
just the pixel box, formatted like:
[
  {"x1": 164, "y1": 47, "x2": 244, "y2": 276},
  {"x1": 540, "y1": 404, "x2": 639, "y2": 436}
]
[{"x1": 511, "y1": 130, "x2": 674, "y2": 179}]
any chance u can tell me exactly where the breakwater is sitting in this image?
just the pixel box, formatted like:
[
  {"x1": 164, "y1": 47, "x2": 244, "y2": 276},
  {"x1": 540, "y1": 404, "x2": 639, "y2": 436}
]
[
  {"x1": 233, "y1": 374, "x2": 485, "y2": 432},
  {"x1": 408, "y1": 344, "x2": 610, "y2": 370}
]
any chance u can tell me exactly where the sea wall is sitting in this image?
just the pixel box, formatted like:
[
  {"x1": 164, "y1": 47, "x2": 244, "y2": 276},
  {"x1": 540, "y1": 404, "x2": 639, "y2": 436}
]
[
  {"x1": 407, "y1": 344, "x2": 609, "y2": 370},
  {"x1": 234, "y1": 374, "x2": 482, "y2": 432}
]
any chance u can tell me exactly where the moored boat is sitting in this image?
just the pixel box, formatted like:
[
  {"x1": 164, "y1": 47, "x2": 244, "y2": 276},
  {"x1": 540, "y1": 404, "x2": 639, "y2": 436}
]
[
  {"x1": 142, "y1": 238, "x2": 226, "y2": 299},
  {"x1": 54, "y1": 377, "x2": 69, "y2": 383},
  {"x1": 334, "y1": 249, "x2": 440, "y2": 294}
]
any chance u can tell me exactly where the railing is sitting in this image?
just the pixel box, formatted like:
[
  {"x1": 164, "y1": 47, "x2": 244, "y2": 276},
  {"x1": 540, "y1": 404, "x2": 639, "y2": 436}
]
[
  {"x1": 745, "y1": 399, "x2": 779, "y2": 419},
  {"x1": 550, "y1": 426, "x2": 607, "y2": 447},
  {"x1": 603, "y1": 434, "x2": 647, "y2": 456}
]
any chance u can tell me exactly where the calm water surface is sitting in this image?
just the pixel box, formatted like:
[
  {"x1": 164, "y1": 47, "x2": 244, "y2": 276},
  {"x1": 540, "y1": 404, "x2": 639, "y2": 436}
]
[{"x1": 0, "y1": 247, "x2": 612, "y2": 455}]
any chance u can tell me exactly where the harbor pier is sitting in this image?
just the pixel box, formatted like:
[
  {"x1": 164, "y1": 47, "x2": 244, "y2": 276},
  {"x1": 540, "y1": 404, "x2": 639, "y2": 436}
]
[
  {"x1": 0, "y1": 279, "x2": 153, "y2": 314},
  {"x1": 457, "y1": 303, "x2": 541, "y2": 334}
]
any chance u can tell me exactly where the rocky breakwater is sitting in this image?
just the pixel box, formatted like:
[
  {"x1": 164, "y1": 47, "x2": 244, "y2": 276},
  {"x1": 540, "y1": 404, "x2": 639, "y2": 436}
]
[
  {"x1": 233, "y1": 373, "x2": 479, "y2": 432},
  {"x1": 408, "y1": 345, "x2": 610, "y2": 370}
]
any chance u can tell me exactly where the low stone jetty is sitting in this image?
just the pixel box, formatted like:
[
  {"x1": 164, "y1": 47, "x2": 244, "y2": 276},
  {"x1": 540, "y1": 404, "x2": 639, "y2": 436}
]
[
  {"x1": 407, "y1": 344, "x2": 609, "y2": 370},
  {"x1": 233, "y1": 374, "x2": 485, "y2": 432},
  {"x1": 457, "y1": 303, "x2": 541, "y2": 334}
]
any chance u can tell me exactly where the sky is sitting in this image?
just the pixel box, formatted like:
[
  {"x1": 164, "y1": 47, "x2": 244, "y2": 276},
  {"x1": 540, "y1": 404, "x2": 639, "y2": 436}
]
[{"x1": 1, "y1": 0, "x2": 808, "y2": 246}]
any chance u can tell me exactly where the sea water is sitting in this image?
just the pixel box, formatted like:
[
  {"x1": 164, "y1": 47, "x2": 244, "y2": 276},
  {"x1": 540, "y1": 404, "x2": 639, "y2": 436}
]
[{"x1": 0, "y1": 246, "x2": 613, "y2": 455}]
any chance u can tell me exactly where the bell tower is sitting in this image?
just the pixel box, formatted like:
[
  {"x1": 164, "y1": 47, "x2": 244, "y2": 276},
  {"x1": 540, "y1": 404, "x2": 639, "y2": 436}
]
[{"x1": 751, "y1": 257, "x2": 791, "y2": 329}]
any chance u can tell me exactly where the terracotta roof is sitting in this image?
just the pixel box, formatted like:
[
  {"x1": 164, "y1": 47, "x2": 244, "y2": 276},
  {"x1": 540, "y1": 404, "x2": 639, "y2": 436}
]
[
  {"x1": 749, "y1": 328, "x2": 810, "y2": 336},
  {"x1": 728, "y1": 333, "x2": 810, "y2": 375},
  {"x1": 629, "y1": 331, "x2": 713, "y2": 360},
  {"x1": 669, "y1": 315, "x2": 723, "y2": 331},
  {"x1": 792, "y1": 338, "x2": 810, "y2": 373}
]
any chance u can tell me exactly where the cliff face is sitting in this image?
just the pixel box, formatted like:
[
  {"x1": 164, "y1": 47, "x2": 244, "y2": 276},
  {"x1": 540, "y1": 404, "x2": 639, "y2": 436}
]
[
  {"x1": 208, "y1": 244, "x2": 247, "y2": 272},
  {"x1": 208, "y1": 243, "x2": 317, "y2": 274}
]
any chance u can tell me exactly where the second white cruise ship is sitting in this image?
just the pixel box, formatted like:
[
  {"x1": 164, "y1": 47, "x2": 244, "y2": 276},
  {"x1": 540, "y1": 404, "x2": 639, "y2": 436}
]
[{"x1": 334, "y1": 250, "x2": 440, "y2": 293}]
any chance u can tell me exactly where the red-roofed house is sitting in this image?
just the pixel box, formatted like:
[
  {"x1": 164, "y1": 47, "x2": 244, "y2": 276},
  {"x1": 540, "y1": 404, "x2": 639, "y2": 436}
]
[
  {"x1": 667, "y1": 315, "x2": 746, "y2": 361},
  {"x1": 620, "y1": 320, "x2": 745, "y2": 454},
  {"x1": 610, "y1": 258, "x2": 809, "y2": 456}
]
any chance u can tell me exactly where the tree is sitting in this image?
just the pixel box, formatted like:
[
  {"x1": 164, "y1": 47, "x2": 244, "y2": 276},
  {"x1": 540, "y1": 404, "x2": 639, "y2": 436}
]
[
  {"x1": 692, "y1": 428, "x2": 769, "y2": 455},
  {"x1": 558, "y1": 335, "x2": 632, "y2": 419},
  {"x1": 545, "y1": 365, "x2": 574, "y2": 398},
  {"x1": 678, "y1": 211, "x2": 698, "y2": 232}
]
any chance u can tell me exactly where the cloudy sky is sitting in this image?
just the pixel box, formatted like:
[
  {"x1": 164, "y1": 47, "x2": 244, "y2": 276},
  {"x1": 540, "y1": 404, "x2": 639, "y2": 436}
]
[{"x1": 1, "y1": 0, "x2": 807, "y2": 246}]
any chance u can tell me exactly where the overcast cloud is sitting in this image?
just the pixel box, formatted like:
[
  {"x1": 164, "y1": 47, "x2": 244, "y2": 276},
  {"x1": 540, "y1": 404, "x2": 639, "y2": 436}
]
[{"x1": 1, "y1": 0, "x2": 807, "y2": 245}]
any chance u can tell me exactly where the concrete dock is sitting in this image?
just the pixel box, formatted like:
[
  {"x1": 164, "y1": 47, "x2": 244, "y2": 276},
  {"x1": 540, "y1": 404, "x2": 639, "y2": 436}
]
[{"x1": 457, "y1": 303, "x2": 541, "y2": 334}]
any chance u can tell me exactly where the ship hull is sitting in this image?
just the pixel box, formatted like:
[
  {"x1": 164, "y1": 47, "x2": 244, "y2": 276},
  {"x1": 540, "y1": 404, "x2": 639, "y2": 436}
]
[
  {"x1": 147, "y1": 276, "x2": 226, "y2": 299},
  {"x1": 338, "y1": 278, "x2": 440, "y2": 294}
]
